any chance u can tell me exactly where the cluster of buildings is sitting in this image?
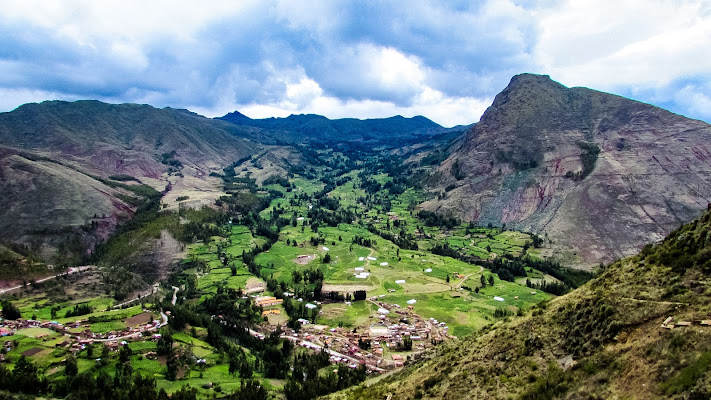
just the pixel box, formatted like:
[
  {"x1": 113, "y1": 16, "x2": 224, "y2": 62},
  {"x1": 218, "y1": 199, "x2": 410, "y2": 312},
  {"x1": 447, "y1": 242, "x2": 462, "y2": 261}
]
[
  {"x1": 0, "y1": 313, "x2": 165, "y2": 356},
  {"x1": 253, "y1": 299, "x2": 454, "y2": 372}
]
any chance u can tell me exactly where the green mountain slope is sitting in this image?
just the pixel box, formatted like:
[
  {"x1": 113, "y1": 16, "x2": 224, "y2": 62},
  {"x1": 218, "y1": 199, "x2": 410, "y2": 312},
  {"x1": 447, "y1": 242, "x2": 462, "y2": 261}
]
[{"x1": 333, "y1": 205, "x2": 711, "y2": 399}]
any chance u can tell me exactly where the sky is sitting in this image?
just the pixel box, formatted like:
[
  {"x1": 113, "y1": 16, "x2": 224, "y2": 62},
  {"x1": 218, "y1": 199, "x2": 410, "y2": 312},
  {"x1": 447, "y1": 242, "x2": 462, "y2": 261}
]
[{"x1": 1, "y1": 0, "x2": 710, "y2": 127}]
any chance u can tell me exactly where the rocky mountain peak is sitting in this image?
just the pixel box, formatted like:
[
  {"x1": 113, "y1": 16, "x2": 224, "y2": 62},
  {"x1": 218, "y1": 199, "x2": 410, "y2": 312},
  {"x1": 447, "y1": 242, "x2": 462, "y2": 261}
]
[{"x1": 424, "y1": 74, "x2": 711, "y2": 267}]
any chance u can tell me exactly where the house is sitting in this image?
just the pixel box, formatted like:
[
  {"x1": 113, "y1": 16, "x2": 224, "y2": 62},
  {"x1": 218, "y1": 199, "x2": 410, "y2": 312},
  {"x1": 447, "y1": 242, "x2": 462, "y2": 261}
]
[
  {"x1": 255, "y1": 296, "x2": 284, "y2": 307},
  {"x1": 261, "y1": 309, "x2": 281, "y2": 316}
]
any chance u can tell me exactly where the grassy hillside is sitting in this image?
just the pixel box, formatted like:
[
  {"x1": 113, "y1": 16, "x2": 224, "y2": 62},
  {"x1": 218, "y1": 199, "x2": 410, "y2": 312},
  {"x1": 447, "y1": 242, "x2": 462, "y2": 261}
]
[
  {"x1": 332, "y1": 206, "x2": 711, "y2": 399},
  {"x1": 0, "y1": 243, "x2": 47, "y2": 280}
]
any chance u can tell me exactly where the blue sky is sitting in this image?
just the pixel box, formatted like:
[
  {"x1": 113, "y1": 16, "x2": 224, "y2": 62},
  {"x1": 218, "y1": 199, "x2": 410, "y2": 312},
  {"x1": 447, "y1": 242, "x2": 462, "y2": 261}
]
[{"x1": 1, "y1": 0, "x2": 710, "y2": 127}]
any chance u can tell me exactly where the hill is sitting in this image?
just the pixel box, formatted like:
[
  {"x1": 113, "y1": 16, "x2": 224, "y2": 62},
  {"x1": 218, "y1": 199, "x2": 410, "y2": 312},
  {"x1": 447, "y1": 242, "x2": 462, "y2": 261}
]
[
  {"x1": 0, "y1": 100, "x2": 262, "y2": 262},
  {"x1": 219, "y1": 112, "x2": 452, "y2": 145},
  {"x1": 332, "y1": 205, "x2": 711, "y2": 400},
  {"x1": 420, "y1": 74, "x2": 711, "y2": 267}
]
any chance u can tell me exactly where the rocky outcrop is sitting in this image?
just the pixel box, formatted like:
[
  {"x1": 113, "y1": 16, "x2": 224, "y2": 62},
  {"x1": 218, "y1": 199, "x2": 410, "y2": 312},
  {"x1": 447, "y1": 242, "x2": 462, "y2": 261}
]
[{"x1": 423, "y1": 74, "x2": 711, "y2": 267}]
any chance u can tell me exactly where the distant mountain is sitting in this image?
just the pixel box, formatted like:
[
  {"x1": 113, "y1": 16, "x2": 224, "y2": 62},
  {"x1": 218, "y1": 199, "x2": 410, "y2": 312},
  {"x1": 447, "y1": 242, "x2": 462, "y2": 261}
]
[
  {"x1": 0, "y1": 100, "x2": 261, "y2": 260},
  {"x1": 333, "y1": 206, "x2": 711, "y2": 400},
  {"x1": 219, "y1": 112, "x2": 451, "y2": 144},
  {"x1": 421, "y1": 74, "x2": 711, "y2": 267}
]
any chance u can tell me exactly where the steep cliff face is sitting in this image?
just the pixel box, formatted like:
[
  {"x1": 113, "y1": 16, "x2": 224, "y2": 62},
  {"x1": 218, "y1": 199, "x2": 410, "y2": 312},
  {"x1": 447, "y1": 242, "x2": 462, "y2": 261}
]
[{"x1": 422, "y1": 74, "x2": 711, "y2": 267}]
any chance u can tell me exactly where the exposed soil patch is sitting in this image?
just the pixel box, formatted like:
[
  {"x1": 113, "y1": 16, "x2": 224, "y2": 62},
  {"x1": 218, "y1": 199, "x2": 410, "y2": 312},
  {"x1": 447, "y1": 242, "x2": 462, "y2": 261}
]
[
  {"x1": 293, "y1": 254, "x2": 316, "y2": 265},
  {"x1": 124, "y1": 312, "x2": 153, "y2": 327},
  {"x1": 244, "y1": 277, "x2": 266, "y2": 294},
  {"x1": 21, "y1": 347, "x2": 43, "y2": 357},
  {"x1": 322, "y1": 283, "x2": 374, "y2": 293}
]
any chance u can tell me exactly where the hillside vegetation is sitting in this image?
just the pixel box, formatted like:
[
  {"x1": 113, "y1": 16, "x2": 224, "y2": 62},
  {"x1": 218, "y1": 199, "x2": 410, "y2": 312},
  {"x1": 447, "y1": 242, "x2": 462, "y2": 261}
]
[{"x1": 333, "y1": 206, "x2": 711, "y2": 399}]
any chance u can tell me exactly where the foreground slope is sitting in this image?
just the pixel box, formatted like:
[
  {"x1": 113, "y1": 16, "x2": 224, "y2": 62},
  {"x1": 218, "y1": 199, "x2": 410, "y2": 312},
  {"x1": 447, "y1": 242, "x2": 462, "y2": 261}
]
[
  {"x1": 423, "y1": 74, "x2": 711, "y2": 266},
  {"x1": 0, "y1": 101, "x2": 260, "y2": 259},
  {"x1": 335, "y1": 205, "x2": 711, "y2": 399}
]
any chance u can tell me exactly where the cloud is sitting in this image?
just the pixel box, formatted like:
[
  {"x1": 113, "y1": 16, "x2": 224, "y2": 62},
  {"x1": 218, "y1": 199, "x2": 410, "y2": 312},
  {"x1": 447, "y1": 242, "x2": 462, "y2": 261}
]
[
  {"x1": 534, "y1": 0, "x2": 711, "y2": 89},
  {"x1": 209, "y1": 69, "x2": 491, "y2": 127},
  {"x1": 0, "y1": 0, "x2": 709, "y2": 126}
]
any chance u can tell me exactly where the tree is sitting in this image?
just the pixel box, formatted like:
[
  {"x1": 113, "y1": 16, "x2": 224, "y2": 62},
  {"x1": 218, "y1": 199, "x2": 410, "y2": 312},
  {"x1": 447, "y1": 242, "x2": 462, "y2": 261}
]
[
  {"x1": 480, "y1": 275, "x2": 486, "y2": 287},
  {"x1": 166, "y1": 356, "x2": 178, "y2": 381},
  {"x1": 234, "y1": 379, "x2": 267, "y2": 400},
  {"x1": 400, "y1": 336, "x2": 413, "y2": 351},
  {"x1": 119, "y1": 344, "x2": 132, "y2": 363},
  {"x1": 323, "y1": 253, "x2": 331, "y2": 263},
  {"x1": 446, "y1": 275, "x2": 450, "y2": 283},
  {"x1": 488, "y1": 275, "x2": 495, "y2": 286},
  {"x1": 239, "y1": 358, "x2": 253, "y2": 378},
  {"x1": 358, "y1": 338, "x2": 371, "y2": 350},
  {"x1": 1, "y1": 300, "x2": 21, "y2": 320},
  {"x1": 65, "y1": 354, "x2": 78, "y2": 378},
  {"x1": 157, "y1": 330, "x2": 174, "y2": 356},
  {"x1": 229, "y1": 353, "x2": 239, "y2": 377},
  {"x1": 292, "y1": 270, "x2": 302, "y2": 283},
  {"x1": 171, "y1": 385, "x2": 198, "y2": 400}
]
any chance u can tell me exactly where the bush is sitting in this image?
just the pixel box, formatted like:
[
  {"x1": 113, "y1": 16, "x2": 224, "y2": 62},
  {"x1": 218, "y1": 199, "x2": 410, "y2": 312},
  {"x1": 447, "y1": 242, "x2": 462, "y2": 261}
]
[
  {"x1": 108, "y1": 174, "x2": 138, "y2": 182},
  {"x1": 661, "y1": 352, "x2": 711, "y2": 395}
]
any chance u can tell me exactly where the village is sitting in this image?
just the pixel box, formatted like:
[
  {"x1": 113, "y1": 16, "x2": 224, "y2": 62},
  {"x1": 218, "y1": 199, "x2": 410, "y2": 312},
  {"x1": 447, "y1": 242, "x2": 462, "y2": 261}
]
[
  {"x1": 0, "y1": 281, "x2": 452, "y2": 377},
  {"x1": 247, "y1": 293, "x2": 454, "y2": 373},
  {"x1": 0, "y1": 310, "x2": 167, "y2": 359}
]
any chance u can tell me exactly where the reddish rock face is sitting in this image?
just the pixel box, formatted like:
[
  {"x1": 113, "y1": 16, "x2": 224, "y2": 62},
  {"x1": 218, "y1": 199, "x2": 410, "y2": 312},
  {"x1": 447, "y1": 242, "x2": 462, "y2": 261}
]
[{"x1": 423, "y1": 74, "x2": 711, "y2": 267}]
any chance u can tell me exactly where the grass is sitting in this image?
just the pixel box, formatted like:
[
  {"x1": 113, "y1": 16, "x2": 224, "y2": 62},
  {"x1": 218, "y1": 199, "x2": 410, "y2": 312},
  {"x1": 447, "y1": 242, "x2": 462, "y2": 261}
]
[
  {"x1": 90, "y1": 320, "x2": 126, "y2": 333},
  {"x1": 661, "y1": 351, "x2": 711, "y2": 395},
  {"x1": 14, "y1": 327, "x2": 56, "y2": 338}
]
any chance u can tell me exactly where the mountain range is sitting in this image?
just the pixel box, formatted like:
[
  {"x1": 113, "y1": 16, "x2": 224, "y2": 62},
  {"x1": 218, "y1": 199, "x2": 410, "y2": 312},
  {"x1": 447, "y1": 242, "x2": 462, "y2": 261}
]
[
  {"x1": 0, "y1": 101, "x2": 443, "y2": 262},
  {"x1": 219, "y1": 111, "x2": 455, "y2": 145},
  {"x1": 0, "y1": 74, "x2": 709, "y2": 270}
]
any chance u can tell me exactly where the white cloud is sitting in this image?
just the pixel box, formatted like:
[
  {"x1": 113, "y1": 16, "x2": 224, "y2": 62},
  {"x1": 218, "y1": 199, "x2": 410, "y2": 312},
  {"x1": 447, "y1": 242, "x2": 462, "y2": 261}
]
[
  {"x1": 108, "y1": 42, "x2": 149, "y2": 71},
  {"x1": 674, "y1": 84, "x2": 711, "y2": 120},
  {"x1": 534, "y1": 0, "x2": 711, "y2": 90},
  {"x1": 1, "y1": 0, "x2": 258, "y2": 43},
  {"x1": 369, "y1": 47, "x2": 426, "y2": 93},
  {"x1": 0, "y1": 0, "x2": 710, "y2": 125},
  {"x1": 0, "y1": 88, "x2": 77, "y2": 111},
  {"x1": 210, "y1": 69, "x2": 488, "y2": 127}
]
